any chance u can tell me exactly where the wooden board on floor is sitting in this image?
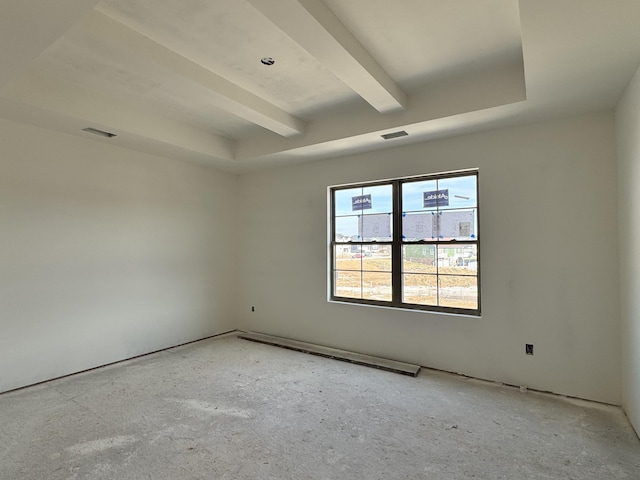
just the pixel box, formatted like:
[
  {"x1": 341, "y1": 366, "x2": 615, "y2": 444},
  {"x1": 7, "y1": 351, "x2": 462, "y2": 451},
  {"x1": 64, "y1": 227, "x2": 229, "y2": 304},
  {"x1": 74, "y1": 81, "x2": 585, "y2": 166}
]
[{"x1": 238, "y1": 331, "x2": 420, "y2": 377}]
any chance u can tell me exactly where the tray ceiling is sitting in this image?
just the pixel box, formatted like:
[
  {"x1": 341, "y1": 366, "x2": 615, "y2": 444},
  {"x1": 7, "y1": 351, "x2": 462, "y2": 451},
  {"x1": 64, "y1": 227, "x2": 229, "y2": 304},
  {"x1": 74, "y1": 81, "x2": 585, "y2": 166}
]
[{"x1": 1, "y1": 0, "x2": 639, "y2": 171}]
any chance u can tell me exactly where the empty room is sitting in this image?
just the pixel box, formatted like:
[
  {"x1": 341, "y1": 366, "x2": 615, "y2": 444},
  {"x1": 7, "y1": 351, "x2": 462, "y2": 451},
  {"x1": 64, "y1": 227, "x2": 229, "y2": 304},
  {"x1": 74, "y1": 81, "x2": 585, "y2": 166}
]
[{"x1": 1, "y1": 0, "x2": 640, "y2": 478}]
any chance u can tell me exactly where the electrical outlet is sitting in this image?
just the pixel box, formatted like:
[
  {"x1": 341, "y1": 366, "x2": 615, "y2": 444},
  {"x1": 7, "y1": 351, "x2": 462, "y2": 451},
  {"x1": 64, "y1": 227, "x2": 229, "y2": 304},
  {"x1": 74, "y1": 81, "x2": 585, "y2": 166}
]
[{"x1": 525, "y1": 344, "x2": 534, "y2": 355}]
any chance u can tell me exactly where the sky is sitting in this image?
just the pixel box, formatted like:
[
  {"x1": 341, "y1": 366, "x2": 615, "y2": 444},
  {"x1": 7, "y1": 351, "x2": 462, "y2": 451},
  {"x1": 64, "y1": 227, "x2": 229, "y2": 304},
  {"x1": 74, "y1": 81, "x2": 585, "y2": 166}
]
[{"x1": 333, "y1": 174, "x2": 478, "y2": 238}]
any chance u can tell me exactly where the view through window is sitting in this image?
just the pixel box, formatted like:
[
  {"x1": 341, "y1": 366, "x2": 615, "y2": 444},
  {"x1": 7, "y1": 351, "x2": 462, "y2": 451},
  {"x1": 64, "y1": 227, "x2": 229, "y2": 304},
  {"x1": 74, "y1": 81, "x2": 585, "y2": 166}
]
[{"x1": 330, "y1": 170, "x2": 480, "y2": 315}]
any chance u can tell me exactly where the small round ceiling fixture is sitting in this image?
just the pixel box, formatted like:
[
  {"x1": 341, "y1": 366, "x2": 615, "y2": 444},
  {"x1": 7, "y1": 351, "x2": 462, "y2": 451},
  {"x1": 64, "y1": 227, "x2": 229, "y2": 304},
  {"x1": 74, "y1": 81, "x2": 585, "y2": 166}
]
[{"x1": 260, "y1": 57, "x2": 275, "y2": 66}]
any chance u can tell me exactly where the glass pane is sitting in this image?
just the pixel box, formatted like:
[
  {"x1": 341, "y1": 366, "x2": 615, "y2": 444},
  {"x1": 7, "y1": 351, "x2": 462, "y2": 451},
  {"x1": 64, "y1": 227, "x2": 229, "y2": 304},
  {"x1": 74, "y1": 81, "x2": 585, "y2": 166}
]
[
  {"x1": 402, "y1": 211, "x2": 437, "y2": 240},
  {"x1": 334, "y1": 187, "x2": 363, "y2": 217},
  {"x1": 334, "y1": 184, "x2": 392, "y2": 217},
  {"x1": 403, "y1": 245, "x2": 436, "y2": 274},
  {"x1": 361, "y1": 213, "x2": 392, "y2": 241},
  {"x1": 437, "y1": 175, "x2": 477, "y2": 211},
  {"x1": 362, "y1": 272, "x2": 392, "y2": 301},
  {"x1": 335, "y1": 216, "x2": 361, "y2": 241},
  {"x1": 362, "y1": 245, "x2": 392, "y2": 271},
  {"x1": 439, "y1": 275, "x2": 478, "y2": 309},
  {"x1": 403, "y1": 273, "x2": 437, "y2": 305},
  {"x1": 402, "y1": 179, "x2": 438, "y2": 212},
  {"x1": 334, "y1": 271, "x2": 361, "y2": 299},
  {"x1": 362, "y1": 184, "x2": 393, "y2": 214},
  {"x1": 334, "y1": 246, "x2": 361, "y2": 270},
  {"x1": 436, "y1": 210, "x2": 477, "y2": 240},
  {"x1": 437, "y1": 245, "x2": 478, "y2": 274}
]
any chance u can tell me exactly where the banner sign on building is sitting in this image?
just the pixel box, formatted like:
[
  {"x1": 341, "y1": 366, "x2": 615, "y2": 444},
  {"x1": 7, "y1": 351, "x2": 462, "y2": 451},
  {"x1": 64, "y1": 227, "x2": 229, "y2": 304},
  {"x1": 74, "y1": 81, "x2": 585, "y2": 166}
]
[
  {"x1": 423, "y1": 189, "x2": 449, "y2": 208},
  {"x1": 352, "y1": 194, "x2": 372, "y2": 210}
]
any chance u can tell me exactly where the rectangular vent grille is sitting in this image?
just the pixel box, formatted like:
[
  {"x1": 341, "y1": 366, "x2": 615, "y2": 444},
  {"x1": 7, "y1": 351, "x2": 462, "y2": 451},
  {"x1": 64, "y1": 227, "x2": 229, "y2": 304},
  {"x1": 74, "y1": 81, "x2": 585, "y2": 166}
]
[
  {"x1": 83, "y1": 127, "x2": 116, "y2": 138},
  {"x1": 381, "y1": 130, "x2": 408, "y2": 140}
]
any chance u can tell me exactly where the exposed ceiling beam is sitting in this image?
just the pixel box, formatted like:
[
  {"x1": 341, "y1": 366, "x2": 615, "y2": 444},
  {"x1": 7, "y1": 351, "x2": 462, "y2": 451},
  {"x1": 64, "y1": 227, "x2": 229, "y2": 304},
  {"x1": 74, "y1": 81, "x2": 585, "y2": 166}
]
[
  {"x1": 235, "y1": 60, "x2": 526, "y2": 163},
  {"x1": 247, "y1": 0, "x2": 407, "y2": 113},
  {"x1": 0, "y1": 0, "x2": 100, "y2": 90},
  {"x1": 83, "y1": 10, "x2": 305, "y2": 138},
  {"x1": 6, "y1": 72, "x2": 235, "y2": 162}
]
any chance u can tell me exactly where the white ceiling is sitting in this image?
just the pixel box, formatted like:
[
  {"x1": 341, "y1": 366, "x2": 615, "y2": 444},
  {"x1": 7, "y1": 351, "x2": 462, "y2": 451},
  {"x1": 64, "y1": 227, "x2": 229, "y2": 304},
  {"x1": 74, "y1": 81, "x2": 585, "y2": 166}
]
[{"x1": 1, "y1": 0, "x2": 639, "y2": 172}]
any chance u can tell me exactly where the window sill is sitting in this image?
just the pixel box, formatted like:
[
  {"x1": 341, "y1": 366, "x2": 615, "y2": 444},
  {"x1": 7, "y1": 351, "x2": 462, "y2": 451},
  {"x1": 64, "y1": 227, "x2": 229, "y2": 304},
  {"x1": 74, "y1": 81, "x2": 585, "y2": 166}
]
[{"x1": 328, "y1": 298, "x2": 481, "y2": 318}]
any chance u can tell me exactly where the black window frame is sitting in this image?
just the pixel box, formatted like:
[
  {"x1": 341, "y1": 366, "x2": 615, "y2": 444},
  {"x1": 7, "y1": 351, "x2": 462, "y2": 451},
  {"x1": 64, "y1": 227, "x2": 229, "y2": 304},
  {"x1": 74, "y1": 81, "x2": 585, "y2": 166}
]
[{"x1": 329, "y1": 169, "x2": 481, "y2": 316}]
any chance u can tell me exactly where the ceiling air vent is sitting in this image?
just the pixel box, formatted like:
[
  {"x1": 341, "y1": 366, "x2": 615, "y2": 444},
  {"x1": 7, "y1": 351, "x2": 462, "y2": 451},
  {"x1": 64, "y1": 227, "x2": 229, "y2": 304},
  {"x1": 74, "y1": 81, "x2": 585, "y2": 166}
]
[
  {"x1": 381, "y1": 130, "x2": 408, "y2": 140},
  {"x1": 82, "y1": 127, "x2": 116, "y2": 138}
]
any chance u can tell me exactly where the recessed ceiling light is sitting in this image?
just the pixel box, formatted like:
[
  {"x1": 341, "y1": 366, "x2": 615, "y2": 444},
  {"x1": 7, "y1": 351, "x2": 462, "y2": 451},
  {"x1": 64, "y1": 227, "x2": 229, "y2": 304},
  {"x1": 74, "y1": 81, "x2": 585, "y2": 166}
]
[
  {"x1": 261, "y1": 57, "x2": 275, "y2": 66},
  {"x1": 381, "y1": 130, "x2": 408, "y2": 140},
  {"x1": 82, "y1": 127, "x2": 116, "y2": 138}
]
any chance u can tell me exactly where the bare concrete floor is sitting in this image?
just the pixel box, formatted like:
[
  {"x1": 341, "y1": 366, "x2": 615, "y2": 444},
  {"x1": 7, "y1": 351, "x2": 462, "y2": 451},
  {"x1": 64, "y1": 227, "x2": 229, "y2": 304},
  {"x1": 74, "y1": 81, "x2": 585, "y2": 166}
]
[{"x1": 1, "y1": 333, "x2": 638, "y2": 479}]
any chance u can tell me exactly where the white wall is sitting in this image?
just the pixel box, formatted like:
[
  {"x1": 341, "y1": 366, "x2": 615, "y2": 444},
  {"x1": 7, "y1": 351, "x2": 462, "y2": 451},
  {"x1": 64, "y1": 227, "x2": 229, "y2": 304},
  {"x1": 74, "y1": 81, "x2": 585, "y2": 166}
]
[
  {"x1": 616, "y1": 63, "x2": 640, "y2": 434},
  {"x1": 0, "y1": 119, "x2": 237, "y2": 393},
  {"x1": 238, "y1": 112, "x2": 621, "y2": 404},
  {"x1": 0, "y1": 109, "x2": 625, "y2": 407}
]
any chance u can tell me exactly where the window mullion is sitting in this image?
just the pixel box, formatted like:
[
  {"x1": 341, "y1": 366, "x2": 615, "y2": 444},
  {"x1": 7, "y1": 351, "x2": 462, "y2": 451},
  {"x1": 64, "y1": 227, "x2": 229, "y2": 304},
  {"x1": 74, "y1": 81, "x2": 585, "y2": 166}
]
[{"x1": 392, "y1": 180, "x2": 403, "y2": 305}]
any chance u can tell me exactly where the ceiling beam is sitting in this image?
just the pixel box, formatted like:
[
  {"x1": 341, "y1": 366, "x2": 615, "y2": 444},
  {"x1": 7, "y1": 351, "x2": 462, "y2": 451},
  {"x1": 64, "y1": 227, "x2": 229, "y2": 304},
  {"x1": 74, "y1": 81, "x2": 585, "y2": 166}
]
[
  {"x1": 247, "y1": 0, "x2": 407, "y2": 113},
  {"x1": 83, "y1": 11, "x2": 305, "y2": 138},
  {"x1": 235, "y1": 60, "x2": 527, "y2": 163},
  {"x1": 6, "y1": 72, "x2": 235, "y2": 162},
  {"x1": 0, "y1": 0, "x2": 100, "y2": 90}
]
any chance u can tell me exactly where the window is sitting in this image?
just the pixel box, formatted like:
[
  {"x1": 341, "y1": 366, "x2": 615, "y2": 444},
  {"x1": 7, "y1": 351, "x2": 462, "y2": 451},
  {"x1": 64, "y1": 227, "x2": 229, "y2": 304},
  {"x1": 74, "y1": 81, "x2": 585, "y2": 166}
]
[{"x1": 330, "y1": 170, "x2": 480, "y2": 315}]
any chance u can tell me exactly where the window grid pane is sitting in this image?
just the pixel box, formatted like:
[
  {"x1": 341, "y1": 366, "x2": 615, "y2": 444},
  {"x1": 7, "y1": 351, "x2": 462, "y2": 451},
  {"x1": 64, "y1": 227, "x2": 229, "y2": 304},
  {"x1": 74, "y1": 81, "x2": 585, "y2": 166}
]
[
  {"x1": 402, "y1": 273, "x2": 438, "y2": 306},
  {"x1": 334, "y1": 271, "x2": 361, "y2": 299},
  {"x1": 438, "y1": 275, "x2": 478, "y2": 310}
]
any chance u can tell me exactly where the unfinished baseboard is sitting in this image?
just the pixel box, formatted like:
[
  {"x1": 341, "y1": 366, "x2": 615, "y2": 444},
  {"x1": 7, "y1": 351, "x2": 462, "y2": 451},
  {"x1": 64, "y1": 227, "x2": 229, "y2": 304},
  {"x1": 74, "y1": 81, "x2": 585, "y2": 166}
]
[{"x1": 238, "y1": 331, "x2": 420, "y2": 377}]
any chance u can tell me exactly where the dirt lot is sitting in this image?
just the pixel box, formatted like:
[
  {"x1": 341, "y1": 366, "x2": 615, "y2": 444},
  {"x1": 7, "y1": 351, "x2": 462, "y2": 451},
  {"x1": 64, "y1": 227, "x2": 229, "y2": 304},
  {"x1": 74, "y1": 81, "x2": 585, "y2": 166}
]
[
  {"x1": 334, "y1": 257, "x2": 477, "y2": 308},
  {"x1": 335, "y1": 258, "x2": 476, "y2": 286}
]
